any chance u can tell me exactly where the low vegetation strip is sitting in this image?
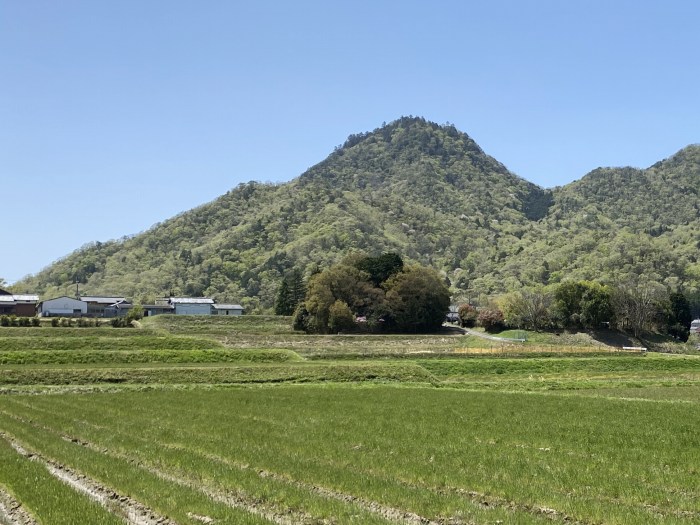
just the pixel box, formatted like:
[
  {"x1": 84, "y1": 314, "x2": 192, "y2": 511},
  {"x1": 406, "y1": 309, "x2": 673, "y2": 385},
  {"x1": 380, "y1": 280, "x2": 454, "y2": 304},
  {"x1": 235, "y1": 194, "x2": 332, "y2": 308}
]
[
  {"x1": 453, "y1": 346, "x2": 640, "y2": 356},
  {"x1": 0, "y1": 362, "x2": 436, "y2": 386},
  {"x1": 0, "y1": 349, "x2": 302, "y2": 366},
  {"x1": 0, "y1": 334, "x2": 223, "y2": 352},
  {"x1": 419, "y1": 354, "x2": 700, "y2": 377},
  {"x1": 143, "y1": 315, "x2": 296, "y2": 336}
]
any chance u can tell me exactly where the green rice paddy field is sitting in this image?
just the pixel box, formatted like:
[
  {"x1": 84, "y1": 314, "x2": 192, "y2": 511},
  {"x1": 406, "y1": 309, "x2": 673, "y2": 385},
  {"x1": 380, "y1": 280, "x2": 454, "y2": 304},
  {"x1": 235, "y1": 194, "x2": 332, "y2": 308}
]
[{"x1": 0, "y1": 316, "x2": 698, "y2": 524}]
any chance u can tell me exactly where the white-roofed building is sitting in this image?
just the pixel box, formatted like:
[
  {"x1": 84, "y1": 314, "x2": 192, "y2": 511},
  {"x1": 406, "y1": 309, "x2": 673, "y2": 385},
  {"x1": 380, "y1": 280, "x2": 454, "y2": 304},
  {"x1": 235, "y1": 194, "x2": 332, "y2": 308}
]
[
  {"x1": 169, "y1": 297, "x2": 215, "y2": 315},
  {"x1": 38, "y1": 296, "x2": 88, "y2": 317}
]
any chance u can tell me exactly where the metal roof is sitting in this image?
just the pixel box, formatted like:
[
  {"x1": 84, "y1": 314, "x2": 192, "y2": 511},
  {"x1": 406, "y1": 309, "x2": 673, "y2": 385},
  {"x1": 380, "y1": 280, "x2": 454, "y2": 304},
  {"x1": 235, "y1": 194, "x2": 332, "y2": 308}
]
[
  {"x1": 0, "y1": 296, "x2": 17, "y2": 303},
  {"x1": 81, "y1": 296, "x2": 127, "y2": 304},
  {"x1": 142, "y1": 304, "x2": 175, "y2": 309},
  {"x1": 213, "y1": 304, "x2": 244, "y2": 310},
  {"x1": 13, "y1": 294, "x2": 39, "y2": 302},
  {"x1": 169, "y1": 297, "x2": 215, "y2": 304}
]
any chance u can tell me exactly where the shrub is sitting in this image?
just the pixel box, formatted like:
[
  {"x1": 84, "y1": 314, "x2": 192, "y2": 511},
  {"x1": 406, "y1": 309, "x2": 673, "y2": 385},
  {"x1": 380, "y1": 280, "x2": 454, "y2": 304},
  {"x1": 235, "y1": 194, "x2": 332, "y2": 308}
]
[
  {"x1": 457, "y1": 304, "x2": 478, "y2": 328},
  {"x1": 51, "y1": 318, "x2": 59, "y2": 327},
  {"x1": 126, "y1": 304, "x2": 144, "y2": 323},
  {"x1": 478, "y1": 307, "x2": 506, "y2": 333},
  {"x1": 111, "y1": 317, "x2": 130, "y2": 328},
  {"x1": 31, "y1": 317, "x2": 40, "y2": 327},
  {"x1": 0, "y1": 315, "x2": 8, "y2": 327}
]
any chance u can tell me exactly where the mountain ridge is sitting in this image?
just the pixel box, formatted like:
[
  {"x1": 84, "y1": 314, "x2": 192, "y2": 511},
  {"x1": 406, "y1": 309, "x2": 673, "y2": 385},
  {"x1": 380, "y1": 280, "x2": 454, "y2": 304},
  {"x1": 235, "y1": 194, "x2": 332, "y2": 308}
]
[{"x1": 15, "y1": 117, "x2": 700, "y2": 310}]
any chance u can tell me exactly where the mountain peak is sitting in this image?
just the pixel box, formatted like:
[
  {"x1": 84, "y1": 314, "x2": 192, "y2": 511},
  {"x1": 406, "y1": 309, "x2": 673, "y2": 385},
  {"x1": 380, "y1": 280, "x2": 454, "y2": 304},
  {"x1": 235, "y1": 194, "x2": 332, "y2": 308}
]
[{"x1": 16, "y1": 121, "x2": 700, "y2": 311}]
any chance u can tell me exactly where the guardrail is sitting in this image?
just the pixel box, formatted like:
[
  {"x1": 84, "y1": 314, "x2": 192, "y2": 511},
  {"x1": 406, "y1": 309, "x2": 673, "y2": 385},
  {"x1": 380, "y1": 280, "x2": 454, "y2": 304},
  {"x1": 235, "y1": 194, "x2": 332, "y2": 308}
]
[{"x1": 622, "y1": 346, "x2": 647, "y2": 352}]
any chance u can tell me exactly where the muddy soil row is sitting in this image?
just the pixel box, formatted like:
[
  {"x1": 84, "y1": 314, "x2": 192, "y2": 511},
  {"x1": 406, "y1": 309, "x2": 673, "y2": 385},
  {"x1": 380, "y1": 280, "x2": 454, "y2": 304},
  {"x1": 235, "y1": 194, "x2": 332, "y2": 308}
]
[
  {"x1": 62, "y1": 435, "x2": 322, "y2": 525},
  {"x1": 0, "y1": 487, "x2": 37, "y2": 525},
  {"x1": 0, "y1": 432, "x2": 174, "y2": 525}
]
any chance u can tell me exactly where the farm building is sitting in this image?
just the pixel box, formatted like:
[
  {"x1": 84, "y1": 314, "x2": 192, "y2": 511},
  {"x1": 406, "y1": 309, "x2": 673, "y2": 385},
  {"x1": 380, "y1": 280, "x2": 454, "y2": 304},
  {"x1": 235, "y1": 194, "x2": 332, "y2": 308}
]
[
  {"x1": 81, "y1": 296, "x2": 128, "y2": 317},
  {"x1": 12, "y1": 294, "x2": 40, "y2": 317},
  {"x1": 169, "y1": 297, "x2": 215, "y2": 315},
  {"x1": 212, "y1": 304, "x2": 244, "y2": 316},
  {"x1": 0, "y1": 290, "x2": 40, "y2": 316},
  {"x1": 38, "y1": 296, "x2": 88, "y2": 317}
]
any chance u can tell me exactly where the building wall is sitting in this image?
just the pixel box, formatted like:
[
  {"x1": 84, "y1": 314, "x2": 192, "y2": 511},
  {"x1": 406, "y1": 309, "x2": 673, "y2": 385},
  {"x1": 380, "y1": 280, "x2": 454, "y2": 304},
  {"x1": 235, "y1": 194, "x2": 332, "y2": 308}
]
[
  {"x1": 143, "y1": 307, "x2": 174, "y2": 317},
  {"x1": 14, "y1": 304, "x2": 37, "y2": 317},
  {"x1": 174, "y1": 303, "x2": 212, "y2": 315},
  {"x1": 0, "y1": 304, "x2": 14, "y2": 315},
  {"x1": 214, "y1": 309, "x2": 243, "y2": 316},
  {"x1": 40, "y1": 298, "x2": 88, "y2": 317},
  {"x1": 86, "y1": 304, "x2": 108, "y2": 316}
]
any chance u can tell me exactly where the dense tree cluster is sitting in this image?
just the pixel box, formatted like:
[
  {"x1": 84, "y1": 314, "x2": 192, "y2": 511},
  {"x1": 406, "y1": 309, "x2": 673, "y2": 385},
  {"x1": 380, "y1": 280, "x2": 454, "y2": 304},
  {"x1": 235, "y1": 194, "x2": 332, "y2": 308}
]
[
  {"x1": 462, "y1": 280, "x2": 693, "y2": 341},
  {"x1": 293, "y1": 253, "x2": 450, "y2": 334}
]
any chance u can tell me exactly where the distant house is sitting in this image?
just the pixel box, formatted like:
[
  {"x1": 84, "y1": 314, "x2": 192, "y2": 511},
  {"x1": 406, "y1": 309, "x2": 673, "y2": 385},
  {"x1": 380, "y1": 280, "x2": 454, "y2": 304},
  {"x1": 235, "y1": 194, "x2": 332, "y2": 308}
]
[
  {"x1": 0, "y1": 290, "x2": 40, "y2": 317},
  {"x1": 691, "y1": 319, "x2": 700, "y2": 333},
  {"x1": 81, "y1": 296, "x2": 128, "y2": 317},
  {"x1": 212, "y1": 304, "x2": 244, "y2": 316},
  {"x1": 169, "y1": 297, "x2": 215, "y2": 315},
  {"x1": 38, "y1": 296, "x2": 88, "y2": 317},
  {"x1": 12, "y1": 294, "x2": 40, "y2": 317}
]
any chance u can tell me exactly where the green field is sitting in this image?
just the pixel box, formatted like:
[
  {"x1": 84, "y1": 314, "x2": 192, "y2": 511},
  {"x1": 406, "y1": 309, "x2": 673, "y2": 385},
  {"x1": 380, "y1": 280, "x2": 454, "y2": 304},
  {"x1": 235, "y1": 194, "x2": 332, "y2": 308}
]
[{"x1": 0, "y1": 316, "x2": 698, "y2": 524}]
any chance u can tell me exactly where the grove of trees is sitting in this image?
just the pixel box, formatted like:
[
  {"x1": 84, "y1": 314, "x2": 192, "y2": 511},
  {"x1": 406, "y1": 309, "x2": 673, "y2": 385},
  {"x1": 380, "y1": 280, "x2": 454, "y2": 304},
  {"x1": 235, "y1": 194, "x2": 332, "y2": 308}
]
[
  {"x1": 293, "y1": 253, "x2": 450, "y2": 334},
  {"x1": 462, "y1": 280, "x2": 693, "y2": 341}
]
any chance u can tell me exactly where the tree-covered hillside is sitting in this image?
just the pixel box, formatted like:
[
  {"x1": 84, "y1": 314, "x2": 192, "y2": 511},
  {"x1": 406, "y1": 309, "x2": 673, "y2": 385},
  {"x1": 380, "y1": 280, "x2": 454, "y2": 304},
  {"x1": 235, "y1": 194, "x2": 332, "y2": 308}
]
[
  {"x1": 505, "y1": 145, "x2": 700, "y2": 298},
  {"x1": 15, "y1": 118, "x2": 700, "y2": 312}
]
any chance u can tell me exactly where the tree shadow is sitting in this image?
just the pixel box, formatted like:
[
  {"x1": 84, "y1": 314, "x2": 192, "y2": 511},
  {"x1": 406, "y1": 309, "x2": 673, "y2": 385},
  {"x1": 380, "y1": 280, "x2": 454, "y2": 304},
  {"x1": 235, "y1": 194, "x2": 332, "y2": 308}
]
[{"x1": 586, "y1": 328, "x2": 640, "y2": 347}]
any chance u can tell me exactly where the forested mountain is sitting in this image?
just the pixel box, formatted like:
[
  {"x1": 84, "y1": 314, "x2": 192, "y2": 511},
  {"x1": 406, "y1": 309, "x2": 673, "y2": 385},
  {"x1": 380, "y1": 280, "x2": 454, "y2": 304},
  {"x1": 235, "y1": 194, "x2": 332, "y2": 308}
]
[
  {"x1": 15, "y1": 118, "x2": 700, "y2": 311},
  {"x1": 504, "y1": 145, "x2": 700, "y2": 295}
]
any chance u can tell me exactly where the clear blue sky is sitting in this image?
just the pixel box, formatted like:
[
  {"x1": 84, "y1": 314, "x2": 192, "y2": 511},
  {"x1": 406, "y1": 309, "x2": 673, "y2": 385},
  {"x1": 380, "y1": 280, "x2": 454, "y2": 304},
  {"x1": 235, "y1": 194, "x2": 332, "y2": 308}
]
[{"x1": 2, "y1": 1, "x2": 698, "y2": 284}]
